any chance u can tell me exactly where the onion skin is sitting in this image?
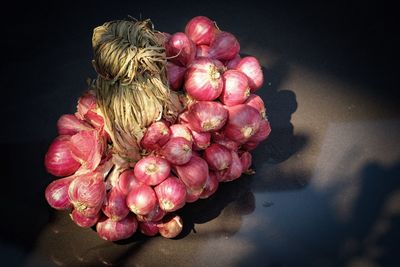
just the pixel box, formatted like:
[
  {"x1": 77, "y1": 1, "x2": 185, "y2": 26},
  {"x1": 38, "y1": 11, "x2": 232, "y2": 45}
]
[
  {"x1": 45, "y1": 135, "x2": 81, "y2": 177},
  {"x1": 204, "y1": 144, "x2": 232, "y2": 171},
  {"x1": 236, "y1": 56, "x2": 264, "y2": 91},
  {"x1": 154, "y1": 176, "x2": 187, "y2": 212},
  {"x1": 240, "y1": 151, "x2": 252, "y2": 173},
  {"x1": 68, "y1": 172, "x2": 106, "y2": 218},
  {"x1": 186, "y1": 187, "x2": 203, "y2": 203},
  {"x1": 126, "y1": 185, "x2": 157, "y2": 215},
  {"x1": 186, "y1": 101, "x2": 228, "y2": 132},
  {"x1": 220, "y1": 70, "x2": 250, "y2": 106},
  {"x1": 70, "y1": 209, "x2": 100, "y2": 228},
  {"x1": 161, "y1": 137, "x2": 193, "y2": 165},
  {"x1": 57, "y1": 114, "x2": 93, "y2": 135},
  {"x1": 242, "y1": 141, "x2": 260, "y2": 151},
  {"x1": 158, "y1": 214, "x2": 183, "y2": 239},
  {"x1": 184, "y1": 58, "x2": 223, "y2": 101},
  {"x1": 134, "y1": 156, "x2": 171, "y2": 186},
  {"x1": 139, "y1": 221, "x2": 159, "y2": 236},
  {"x1": 248, "y1": 119, "x2": 271, "y2": 143},
  {"x1": 45, "y1": 175, "x2": 75, "y2": 210},
  {"x1": 102, "y1": 187, "x2": 130, "y2": 221},
  {"x1": 225, "y1": 54, "x2": 241, "y2": 69},
  {"x1": 166, "y1": 32, "x2": 196, "y2": 67},
  {"x1": 188, "y1": 126, "x2": 211, "y2": 150},
  {"x1": 170, "y1": 124, "x2": 193, "y2": 143},
  {"x1": 212, "y1": 132, "x2": 240, "y2": 151},
  {"x1": 185, "y1": 16, "x2": 217, "y2": 45},
  {"x1": 136, "y1": 204, "x2": 166, "y2": 222},
  {"x1": 196, "y1": 45, "x2": 210, "y2": 58},
  {"x1": 245, "y1": 94, "x2": 266, "y2": 119},
  {"x1": 217, "y1": 150, "x2": 243, "y2": 182},
  {"x1": 200, "y1": 172, "x2": 219, "y2": 199},
  {"x1": 140, "y1": 121, "x2": 171, "y2": 152},
  {"x1": 209, "y1": 31, "x2": 240, "y2": 61},
  {"x1": 174, "y1": 155, "x2": 209, "y2": 191},
  {"x1": 75, "y1": 90, "x2": 97, "y2": 120},
  {"x1": 223, "y1": 104, "x2": 262, "y2": 144},
  {"x1": 96, "y1": 214, "x2": 138, "y2": 241},
  {"x1": 117, "y1": 169, "x2": 142, "y2": 195},
  {"x1": 166, "y1": 62, "x2": 186, "y2": 91}
]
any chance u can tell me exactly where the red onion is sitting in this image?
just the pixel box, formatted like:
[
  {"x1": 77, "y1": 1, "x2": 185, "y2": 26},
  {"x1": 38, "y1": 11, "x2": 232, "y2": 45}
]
[
  {"x1": 68, "y1": 172, "x2": 106, "y2": 217},
  {"x1": 204, "y1": 144, "x2": 232, "y2": 171},
  {"x1": 209, "y1": 31, "x2": 240, "y2": 61},
  {"x1": 69, "y1": 130, "x2": 105, "y2": 171},
  {"x1": 70, "y1": 209, "x2": 100, "y2": 228},
  {"x1": 220, "y1": 70, "x2": 250, "y2": 106},
  {"x1": 158, "y1": 214, "x2": 183, "y2": 239},
  {"x1": 170, "y1": 124, "x2": 193, "y2": 143},
  {"x1": 184, "y1": 58, "x2": 223, "y2": 101},
  {"x1": 84, "y1": 110, "x2": 105, "y2": 130},
  {"x1": 45, "y1": 135, "x2": 81, "y2": 177},
  {"x1": 140, "y1": 121, "x2": 171, "y2": 152},
  {"x1": 102, "y1": 187, "x2": 130, "y2": 221},
  {"x1": 196, "y1": 45, "x2": 210, "y2": 58},
  {"x1": 45, "y1": 175, "x2": 75, "y2": 210},
  {"x1": 139, "y1": 221, "x2": 159, "y2": 236},
  {"x1": 117, "y1": 169, "x2": 142, "y2": 195},
  {"x1": 174, "y1": 155, "x2": 208, "y2": 191},
  {"x1": 245, "y1": 94, "x2": 266, "y2": 119},
  {"x1": 248, "y1": 119, "x2": 271, "y2": 143},
  {"x1": 242, "y1": 141, "x2": 260, "y2": 151},
  {"x1": 154, "y1": 176, "x2": 187, "y2": 212},
  {"x1": 75, "y1": 90, "x2": 97, "y2": 120},
  {"x1": 225, "y1": 54, "x2": 241, "y2": 69},
  {"x1": 212, "y1": 59, "x2": 227, "y2": 73},
  {"x1": 186, "y1": 101, "x2": 228, "y2": 132},
  {"x1": 186, "y1": 187, "x2": 203, "y2": 203},
  {"x1": 96, "y1": 214, "x2": 138, "y2": 241},
  {"x1": 134, "y1": 156, "x2": 171, "y2": 186},
  {"x1": 126, "y1": 184, "x2": 157, "y2": 215},
  {"x1": 217, "y1": 150, "x2": 242, "y2": 182},
  {"x1": 166, "y1": 32, "x2": 196, "y2": 67},
  {"x1": 188, "y1": 127, "x2": 211, "y2": 150},
  {"x1": 200, "y1": 172, "x2": 219, "y2": 199},
  {"x1": 224, "y1": 104, "x2": 262, "y2": 144},
  {"x1": 136, "y1": 204, "x2": 166, "y2": 222},
  {"x1": 161, "y1": 137, "x2": 192, "y2": 165},
  {"x1": 185, "y1": 16, "x2": 217, "y2": 45},
  {"x1": 57, "y1": 114, "x2": 93, "y2": 135},
  {"x1": 212, "y1": 132, "x2": 240, "y2": 151},
  {"x1": 236, "y1": 56, "x2": 264, "y2": 91},
  {"x1": 240, "y1": 151, "x2": 252, "y2": 173},
  {"x1": 166, "y1": 62, "x2": 186, "y2": 90}
]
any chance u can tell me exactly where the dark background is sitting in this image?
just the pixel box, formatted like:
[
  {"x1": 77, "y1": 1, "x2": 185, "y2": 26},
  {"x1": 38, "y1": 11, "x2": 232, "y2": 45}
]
[{"x1": 1, "y1": 1, "x2": 399, "y2": 266}]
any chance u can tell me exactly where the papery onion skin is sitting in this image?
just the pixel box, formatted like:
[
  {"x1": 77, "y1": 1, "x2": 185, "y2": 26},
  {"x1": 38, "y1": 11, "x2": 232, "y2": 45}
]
[
  {"x1": 136, "y1": 204, "x2": 166, "y2": 222},
  {"x1": 248, "y1": 119, "x2": 271, "y2": 143},
  {"x1": 217, "y1": 150, "x2": 243, "y2": 182},
  {"x1": 225, "y1": 54, "x2": 241, "y2": 69},
  {"x1": 140, "y1": 121, "x2": 171, "y2": 152},
  {"x1": 75, "y1": 90, "x2": 97, "y2": 120},
  {"x1": 240, "y1": 151, "x2": 252, "y2": 173},
  {"x1": 220, "y1": 70, "x2": 250, "y2": 106},
  {"x1": 204, "y1": 143, "x2": 232, "y2": 171},
  {"x1": 185, "y1": 187, "x2": 203, "y2": 203},
  {"x1": 69, "y1": 130, "x2": 104, "y2": 171},
  {"x1": 96, "y1": 214, "x2": 138, "y2": 241},
  {"x1": 245, "y1": 94, "x2": 266, "y2": 119},
  {"x1": 223, "y1": 104, "x2": 262, "y2": 144},
  {"x1": 102, "y1": 187, "x2": 130, "y2": 221},
  {"x1": 185, "y1": 16, "x2": 217, "y2": 45},
  {"x1": 186, "y1": 101, "x2": 228, "y2": 132},
  {"x1": 134, "y1": 156, "x2": 171, "y2": 186},
  {"x1": 209, "y1": 31, "x2": 240, "y2": 61},
  {"x1": 170, "y1": 124, "x2": 193, "y2": 143},
  {"x1": 161, "y1": 137, "x2": 193, "y2": 165},
  {"x1": 158, "y1": 214, "x2": 183, "y2": 239},
  {"x1": 236, "y1": 56, "x2": 264, "y2": 91},
  {"x1": 212, "y1": 132, "x2": 240, "y2": 151},
  {"x1": 174, "y1": 155, "x2": 208, "y2": 191},
  {"x1": 184, "y1": 58, "x2": 223, "y2": 101},
  {"x1": 154, "y1": 176, "x2": 187, "y2": 212},
  {"x1": 117, "y1": 169, "x2": 142, "y2": 195},
  {"x1": 70, "y1": 209, "x2": 100, "y2": 228},
  {"x1": 166, "y1": 62, "x2": 186, "y2": 91},
  {"x1": 139, "y1": 221, "x2": 159, "y2": 236},
  {"x1": 200, "y1": 172, "x2": 219, "y2": 199},
  {"x1": 45, "y1": 135, "x2": 81, "y2": 177},
  {"x1": 126, "y1": 185, "x2": 157, "y2": 215},
  {"x1": 45, "y1": 175, "x2": 75, "y2": 210},
  {"x1": 57, "y1": 114, "x2": 93, "y2": 135},
  {"x1": 188, "y1": 126, "x2": 211, "y2": 150},
  {"x1": 196, "y1": 45, "x2": 210, "y2": 58},
  {"x1": 166, "y1": 32, "x2": 196, "y2": 67},
  {"x1": 68, "y1": 172, "x2": 106, "y2": 218}
]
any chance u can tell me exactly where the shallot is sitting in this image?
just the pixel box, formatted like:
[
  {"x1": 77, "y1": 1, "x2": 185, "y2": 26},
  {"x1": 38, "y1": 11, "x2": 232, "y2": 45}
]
[
  {"x1": 236, "y1": 56, "x2": 264, "y2": 91},
  {"x1": 185, "y1": 16, "x2": 217, "y2": 45},
  {"x1": 154, "y1": 176, "x2": 187, "y2": 212},
  {"x1": 126, "y1": 184, "x2": 157, "y2": 215},
  {"x1": 134, "y1": 156, "x2": 170, "y2": 186},
  {"x1": 96, "y1": 214, "x2": 138, "y2": 241},
  {"x1": 158, "y1": 214, "x2": 183, "y2": 239}
]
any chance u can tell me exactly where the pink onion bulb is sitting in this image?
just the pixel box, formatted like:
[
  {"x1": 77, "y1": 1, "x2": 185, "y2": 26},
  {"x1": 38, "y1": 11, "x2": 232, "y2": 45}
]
[
  {"x1": 217, "y1": 150, "x2": 243, "y2": 182},
  {"x1": 209, "y1": 31, "x2": 240, "y2": 61},
  {"x1": 186, "y1": 187, "x2": 203, "y2": 203},
  {"x1": 96, "y1": 214, "x2": 138, "y2": 241},
  {"x1": 225, "y1": 54, "x2": 241, "y2": 69},
  {"x1": 184, "y1": 58, "x2": 223, "y2": 101},
  {"x1": 139, "y1": 221, "x2": 159, "y2": 236},
  {"x1": 166, "y1": 62, "x2": 186, "y2": 90},
  {"x1": 44, "y1": 135, "x2": 81, "y2": 177},
  {"x1": 240, "y1": 151, "x2": 252, "y2": 173},
  {"x1": 188, "y1": 126, "x2": 211, "y2": 150},
  {"x1": 186, "y1": 101, "x2": 228, "y2": 132},
  {"x1": 158, "y1": 214, "x2": 183, "y2": 239},
  {"x1": 136, "y1": 204, "x2": 166, "y2": 222},
  {"x1": 185, "y1": 16, "x2": 217, "y2": 45},
  {"x1": 166, "y1": 32, "x2": 196, "y2": 66},
  {"x1": 126, "y1": 184, "x2": 157, "y2": 215},
  {"x1": 45, "y1": 175, "x2": 75, "y2": 210},
  {"x1": 70, "y1": 209, "x2": 100, "y2": 228},
  {"x1": 220, "y1": 70, "x2": 250, "y2": 106},
  {"x1": 140, "y1": 120, "x2": 171, "y2": 152},
  {"x1": 200, "y1": 172, "x2": 219, "y2": 199},
  {"x1": 212, "y1": 132, "x2": 240, "y2": 151},
  {"x1": 116, "y1": 169, "x2": 142, "y2": 195},
  {"x1": 242, "y1": 141, "x2": 260, "y2": 151},
  {"x1": 196, "y1": 45, "x2": 210, "y2": 58},
  {"x1": 134, "y1": 156, "x2": 171, "y2": 186},
  {"x1": 154, "y1": 176, "x2": 187, "y2": 212},
  {"x1": 170, "y1": 124, "x2": 193, "y2": 143},
  {"x1": 236, "y1": 56, "x2": 264, "y2": 91},
  {"x1": 204, "y1": 143, "x2": 232, "y2": 171},
  {"x1": 57, "y1": 114, "x2": 93, "y2": 135},
  {"x1": 161, "y1": 137, "x2": 193, "y2": 165},
  {"x1": 245, "y1": 94, "x2": 266, "y2": 119},
  {"x1": 174, "y1": 155, "x2": 208, "y2": 191},
  {"x1": 248, "y1": 119, "x2": 271, "y2": 143},
  {"x1": 102, "y1": 187, "x2": 130, "y2": 221}
]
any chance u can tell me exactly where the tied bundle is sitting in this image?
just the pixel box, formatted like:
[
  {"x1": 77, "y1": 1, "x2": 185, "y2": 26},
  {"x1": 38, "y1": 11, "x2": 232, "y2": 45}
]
[{"x1": 92, "y1": 19, "x2": 180, "y2": 162}]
